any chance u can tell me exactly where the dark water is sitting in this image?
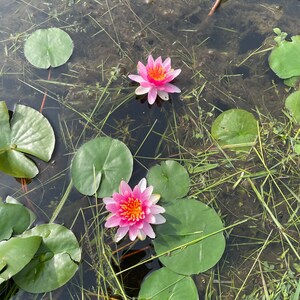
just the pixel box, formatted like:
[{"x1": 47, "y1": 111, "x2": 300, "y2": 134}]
[{"x1": 1, "y1": 0, "x2": 300, "y2": 299}]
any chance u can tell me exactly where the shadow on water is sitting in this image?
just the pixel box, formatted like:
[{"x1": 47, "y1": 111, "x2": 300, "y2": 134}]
[{"x1": 1, "y1": 0, "x2": 300, "y2": 299}]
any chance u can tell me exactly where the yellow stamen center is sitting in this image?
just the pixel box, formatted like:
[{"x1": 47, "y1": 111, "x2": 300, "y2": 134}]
[
  {"x1": 148, "y1": 65, "x2": 167, "y2": 81},
  {"x1": 120, "y1": 197, "x2": 144, "y2": 221}
]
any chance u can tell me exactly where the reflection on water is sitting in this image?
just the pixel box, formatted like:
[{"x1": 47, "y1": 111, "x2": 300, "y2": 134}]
[{"x1": 1, "y1": 0, "x2": 300, "y2": 298}]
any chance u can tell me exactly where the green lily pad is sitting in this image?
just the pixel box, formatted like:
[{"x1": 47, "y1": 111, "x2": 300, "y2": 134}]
[
  {"x1": 0, "y1": 202, "x2": 31, "y2": 241},
  {"x1": 0, "y1": 236, "x2": 42, "y2": 284},
  {"x1": 13, "y1": 223, "x2": 81, "y2": 293},
  {"x1": 153, "y1": 198, "x2": 225, "y2": 275},
  {"x1": 285, "y1": 90, "x2": 300, "y2": 123},
  {"x1": 147, "y1": 160, "x2": 190, "y2": 201},
  {"x1": 71, "y1": 137, "x2": 133, "y2": 197},
  {"x1": 24, "y1": 28, "x2": 74, "y2": 69},
  {"x1": 6, "y1": 195, "x2": 36, "y2": 226},
  {"x1": 284, "y1": 76, "x2": 300, "y2": 88},
  {"x1": 269, "y1": 29, "x2": 300, "y2": 79},
  {"x1": 0, "y1": 101, "x2": 55, "y2": 178},
  {"x1": 139, "y1": 267, "x2": 199, "y2": 300},
  {"x1": 211, "y1": 109, "x2": 257, "y2": 150}
]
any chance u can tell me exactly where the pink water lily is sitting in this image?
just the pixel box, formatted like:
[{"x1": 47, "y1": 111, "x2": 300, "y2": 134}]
[
  {"x1": 128, "y1": 55, "x2": 181, "y2": 105},
  {"x1": 104, "y1": 178, "x2": 166, "y2": 242}
]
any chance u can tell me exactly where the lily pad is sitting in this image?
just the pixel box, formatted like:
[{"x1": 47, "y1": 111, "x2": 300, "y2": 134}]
[
  {"x1": 147, "y1": 160, "x2": 190, "y2": 200},
  {"x1": 0, "y1": 236, "x2": 42, "y2": 284},
  {"x1": 0, "y1": 102, "x2": 55, "y2": 178},
  {"x1": 13, "y1": 223, "x2": 81, "y2": 293},
  {"x1": 153, "y1": 198, "x2": 225, "y2": 275},
  {"x1": 211, "y1": 109, "x2": 257, "y2": 150},
  {"x1": 71, "y1": 137, "x2": 133, "y2": 197},
  {"x1": 0, "y1": 202, "x2": 31, "y2": 241},
  {"x1": 139, "y1": 267, "x2": 199, "y2": 300},
  {"x1": 285, "y1": 90, "x2": 300, "y2": 123},
  {"x1": 269, "y1": 29, "x2": 300, "y2": 79},
  {"x1": 24, "y1": 28, "x2": 74, "y2": 69}
]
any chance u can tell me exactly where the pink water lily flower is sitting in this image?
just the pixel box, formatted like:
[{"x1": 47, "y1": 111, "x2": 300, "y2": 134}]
[
  {"x1": 128, "y1": 55, "x2": 181, "y2": 105},
  {"x1": 104, "y1": 178, "x2": 166, "y2": 242}
]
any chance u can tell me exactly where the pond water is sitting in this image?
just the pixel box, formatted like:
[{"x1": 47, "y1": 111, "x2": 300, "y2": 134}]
[{"x1": 1, "y1": 0, "x2": 300, "y2": 299}]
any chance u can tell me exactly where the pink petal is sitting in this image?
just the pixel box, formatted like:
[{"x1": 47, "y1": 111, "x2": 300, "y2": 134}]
[
  {"x1": 168, "y1": 68, "x2": 181, "y2": 79},
  {"x1": 114, "y1": 226, "x2": 129, "y2": 242},
  {"x1": 112, "y1": 192, "x2": 125, "y2": 203},
  {"x1": 162, "y1": 57, "x2": 171, "y2": 70},
  {"x1": 149, "y1": 194, "x2": 160, "y2": 204},
  {"x1": 105, "y1": 215, "x2": 120, "y2": 228},
  {"x1": 159, "y1": 83, "x2": 181, "y2": 93},
  {"x1": 154, "y1": 56, "x2": 162, "y2": 65},
  {"x1": 129, "y1": 225, "x2": 138, "y2": 241},
  {"x1": 157, "y1": 90, "x2": 169, "y2": 101},
  {"x1": 140, "y1": 81, "x2": 153, "y2": 88},
  {"x1": 144, "y1": 214, "x2": 155, "y2": 223},
  {"x1": 137, "y1": 62, "x2": 148, "y2": 80},
  {"x1": 136, "y1": 86, "x2": 151, "y2": 95},
  {"x1": 103, "y1": 197, "x2": 115, "y2": 204},
  {"x1": 147, "y1": 55, "x2": 155, "y2": 68},
  {"x1": 137, "y1": 229, "x2": 146, "y2": 240},
  {"x1": 150, "y1": 204, "x2": 165, "y2": 214},
  {"x1": 142, "y1": 222, "x2": 155, "y2": 238},
  {"x1": 132, "y1": 185, "x2": 142, "y2": 199},
  {"x1": 148, "y1": 88, "x2": 157, "y2": 105},
  {"x1": 128, "y1": 74, "x2": 145, "y2": 83},
  {"x1": 141, "y1": 186, "x2": 154, "y2": 201},
  {"x1": 120, "y1": 180, "x2": 132, "y2": 196},
  {"x1": 106, "y1": 203, "x2": 119, "y2": 213},
  {"x1": 137, "y1": 178, "x2": 147, "y2": 192},
  {"x1": 153, "y1": 214, "x2": 166, "y2": 224}
]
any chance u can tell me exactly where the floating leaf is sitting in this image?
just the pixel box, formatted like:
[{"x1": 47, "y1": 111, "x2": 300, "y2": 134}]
[
  {"x1": 71, "y1": 137, "x2": 133, "y2": 197},
  {"x1": 269, "y1": 29, "x2": 300, "y2": 79},
  {"x1": 285, "y1": 90, "x2": 300, "y2": 123},
  {"x1": 0, "y1": 102, "x2": 55, "y2": 178},
  {"x1": 24, "y1": 28, "x2": 73, "y2": 69},
  {"x1": 284, "y1": 76, "x2": 300, "y2": 88},
  {"x1": 153, "y1": 198, "x2": 225, "y2": 275},
  {"x1": 139, "y1": 267, "x2": 199, "y2": 300},
  {"x1": 147, "y1": 160, "x2": 190, "y2": 200},
  {"x1": 13, "y1": 223, "x2": 81, "y2": 293},
  {"x1": 6, "y1": 195, "x2": 36, "y2": 226},
  {"x1": 211, "y1": 109, "x2": 257, "y2": 150},
  {"x1": 0, "y1": 236, "x2": 42, "y2": 284},
  {"x1": 0, "y1": 202, "x2": 31, "y2": 241}
]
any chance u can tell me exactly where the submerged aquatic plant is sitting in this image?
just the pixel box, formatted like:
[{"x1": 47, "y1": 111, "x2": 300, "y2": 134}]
[
  {"x1": 104, "y1": 178, "x2": 166, "y2": 242},
  {"x1": 128, "y1": 55, "x2": 181, "y2": 104}
]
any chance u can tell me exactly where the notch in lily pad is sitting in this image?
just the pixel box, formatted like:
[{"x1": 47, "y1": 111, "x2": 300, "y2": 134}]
[
  {"x1": 139, "y1": 267, "x2": 199, "y2": 300},
  {"x1": 0, "y1": 101, "x2": 55, "y2": 178},
  {"x1": 13, "y1": 223, "x2": 81, "y2": 293},
  {"x1": 211, "y1": 108, "x2": 258, "y2": 151},
  {"x1": 24, "y1": 28, "x2": 74, "y2": 69},
  {"x1": 147, "y1": 160, "x2": 190, "y2": 201},
  {"x1": 153, "y1": 198, "x2": 225, "y2": 275},
  {"x1": 71, "y1": 137, "x2": 133, "y2": 198}
]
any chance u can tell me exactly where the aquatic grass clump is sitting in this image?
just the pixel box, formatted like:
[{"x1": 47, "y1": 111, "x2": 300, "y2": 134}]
[
  {"x1": 104, "y1": 178, "x2": 166, "y2": 242},
  {"x1": 128, "y1": 55, "x2": 181, "y2": 104}
]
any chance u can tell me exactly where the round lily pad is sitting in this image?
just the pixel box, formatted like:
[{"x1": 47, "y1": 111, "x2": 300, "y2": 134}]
[
  {"x1": 211, "y1": 109, "x2": 257, "y2": 150},
  {"x1": 147, "y1": 160, "x2": 190, "y2": 201},
  {"x1": 153, "y1": 198, "x2": 225, "y2": 275},
  {"x1": 285, "y1": 90, "x2": 300, "y2": 123},
  {"x1": 269, "y1": 31, "x2": 300, "y2": 79},
  {"x1": 0, "y1": 101, "x2": 55, "y2": 178},
  {"x1": 139, "y1": 267, "x2": 199, "y2": 300},
  {"x1": 13, "y1": 223, "x2": 81, "y2": 293},
  {"x1": 71, "y1": 137, "x2": 133, "y2": 198},
  {"x1": 0, "y1": 236, "x2": 42, "y2": 284},
  {"x1": 24, "y1": 28, "x2": 73, "y2": 69},
  {"x1": 0, "y1": 202, "x2": 31, "y2": 241}
]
